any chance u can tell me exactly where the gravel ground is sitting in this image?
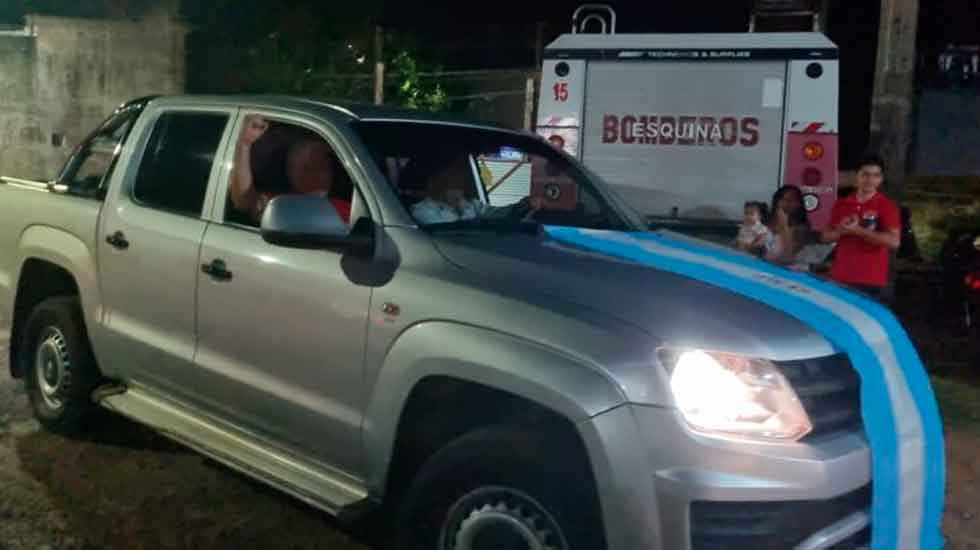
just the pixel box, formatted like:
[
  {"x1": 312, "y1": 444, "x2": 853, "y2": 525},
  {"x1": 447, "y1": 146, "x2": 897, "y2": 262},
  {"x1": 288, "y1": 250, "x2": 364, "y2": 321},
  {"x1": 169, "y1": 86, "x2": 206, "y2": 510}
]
[{"x1": 1, "y1": 324, "x2": 978, "y2": 549}]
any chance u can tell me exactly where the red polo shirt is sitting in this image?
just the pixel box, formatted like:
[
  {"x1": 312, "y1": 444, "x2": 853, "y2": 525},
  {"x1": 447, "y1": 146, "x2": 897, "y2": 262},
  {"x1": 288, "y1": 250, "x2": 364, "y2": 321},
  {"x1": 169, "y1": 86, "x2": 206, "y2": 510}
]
[{"x1": 829, "y1": 192, "x2": 900, "y2": 288}]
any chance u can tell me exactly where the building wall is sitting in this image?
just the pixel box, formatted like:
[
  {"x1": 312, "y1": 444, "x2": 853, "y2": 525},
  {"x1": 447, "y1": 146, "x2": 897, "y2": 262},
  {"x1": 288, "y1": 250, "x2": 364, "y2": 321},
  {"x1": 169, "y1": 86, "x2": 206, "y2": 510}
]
[
  {"x1": 0, "y1": 5, "x2": 185, "y2": 181},
  {"x1": 913, "y1": 89, "x2": 980, "y2": 176}
]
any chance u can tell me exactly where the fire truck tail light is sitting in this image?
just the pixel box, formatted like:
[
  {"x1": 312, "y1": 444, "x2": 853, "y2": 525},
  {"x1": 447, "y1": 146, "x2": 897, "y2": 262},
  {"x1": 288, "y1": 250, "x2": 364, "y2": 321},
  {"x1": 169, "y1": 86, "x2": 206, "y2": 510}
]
[
  {"x1": 803, "y1": 142, "x2": 825, "y2": 161},
  {"x1": 802, "y1": 167, "x2": 823, "y2": 187}
]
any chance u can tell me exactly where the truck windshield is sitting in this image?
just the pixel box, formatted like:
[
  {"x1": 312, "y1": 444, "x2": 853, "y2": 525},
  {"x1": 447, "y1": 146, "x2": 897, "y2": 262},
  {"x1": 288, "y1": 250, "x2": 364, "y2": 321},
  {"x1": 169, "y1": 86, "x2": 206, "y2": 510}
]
[{"x1": 354, "y1": 121, "x2": 634, "y2": 232}]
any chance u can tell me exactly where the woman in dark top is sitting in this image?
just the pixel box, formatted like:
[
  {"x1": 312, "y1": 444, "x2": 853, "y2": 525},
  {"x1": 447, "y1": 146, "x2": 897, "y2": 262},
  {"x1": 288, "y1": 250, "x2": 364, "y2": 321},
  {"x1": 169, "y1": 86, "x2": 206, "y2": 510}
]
[{"x1": 765, "y1": 185, "x2": 814, "y2": 265}]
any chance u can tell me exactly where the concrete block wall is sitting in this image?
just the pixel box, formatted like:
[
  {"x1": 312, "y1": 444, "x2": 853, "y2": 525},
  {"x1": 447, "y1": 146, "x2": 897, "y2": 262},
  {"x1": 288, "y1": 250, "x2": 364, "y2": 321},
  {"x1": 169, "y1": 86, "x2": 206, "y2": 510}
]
[{"x1": 0, "y1": 4, "x2": 185, "y2": 181}]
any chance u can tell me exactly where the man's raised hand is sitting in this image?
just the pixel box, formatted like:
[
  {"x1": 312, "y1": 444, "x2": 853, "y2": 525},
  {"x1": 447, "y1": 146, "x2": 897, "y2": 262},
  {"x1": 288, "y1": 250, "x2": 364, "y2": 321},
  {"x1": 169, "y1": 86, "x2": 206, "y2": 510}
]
[{"x1": 241, "y1": 114, "x2": 269, "y2": 146}]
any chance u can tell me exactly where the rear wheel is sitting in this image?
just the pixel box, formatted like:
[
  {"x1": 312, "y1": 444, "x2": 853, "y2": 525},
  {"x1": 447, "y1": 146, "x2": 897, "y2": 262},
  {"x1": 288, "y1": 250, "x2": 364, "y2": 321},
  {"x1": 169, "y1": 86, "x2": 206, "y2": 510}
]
[
  {"x1": 21, "y1": 296, "x2": 102, "y2": 434},
  {"x1": 396, "y1": 426, "x2": 605, "y2": 550}
]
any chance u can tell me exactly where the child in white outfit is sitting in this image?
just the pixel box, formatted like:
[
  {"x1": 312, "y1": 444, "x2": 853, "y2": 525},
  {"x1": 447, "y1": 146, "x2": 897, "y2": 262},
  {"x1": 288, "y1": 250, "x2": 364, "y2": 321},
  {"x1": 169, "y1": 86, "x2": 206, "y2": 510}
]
[{"x1": 735, "y1": 201, "x2": 772, "y2": 255}]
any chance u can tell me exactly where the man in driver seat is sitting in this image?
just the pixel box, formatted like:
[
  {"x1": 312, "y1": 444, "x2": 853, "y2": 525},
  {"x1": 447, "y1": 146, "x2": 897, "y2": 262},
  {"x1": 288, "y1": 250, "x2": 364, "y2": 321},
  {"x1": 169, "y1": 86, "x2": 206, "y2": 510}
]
[
  {"x1": 409, "y1": 152, "x2": 543, "y2": 225},
  {"x1": 410, "y1": 154, "x2": 487, "y2": 224}
]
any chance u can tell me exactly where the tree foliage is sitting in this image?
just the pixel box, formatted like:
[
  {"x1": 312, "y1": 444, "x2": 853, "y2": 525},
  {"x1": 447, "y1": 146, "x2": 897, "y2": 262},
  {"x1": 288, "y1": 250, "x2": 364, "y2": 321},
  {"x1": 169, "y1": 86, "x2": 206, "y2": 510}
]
[
  {"x1": 389, "y1": 50, "x2": 450, "y2": 111},
  {"x1": 182, "y1": 0, "x2": 464, "y2": 111},
  {"x1": 0, "y1": 0, "x2": 465, "y2": 111}
]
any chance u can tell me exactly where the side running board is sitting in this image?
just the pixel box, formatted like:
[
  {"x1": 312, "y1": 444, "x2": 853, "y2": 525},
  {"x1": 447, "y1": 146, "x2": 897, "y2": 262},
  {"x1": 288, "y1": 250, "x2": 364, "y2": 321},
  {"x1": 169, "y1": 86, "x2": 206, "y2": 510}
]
[{"x1": 94, "y1": 385, "x2": 372, "y2": 520}]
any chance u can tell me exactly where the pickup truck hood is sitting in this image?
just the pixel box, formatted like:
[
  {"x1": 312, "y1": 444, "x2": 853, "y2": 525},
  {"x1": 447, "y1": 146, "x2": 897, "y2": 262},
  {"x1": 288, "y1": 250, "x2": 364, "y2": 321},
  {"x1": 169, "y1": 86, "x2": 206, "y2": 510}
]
[{"x1": 431, "y1": 231, "x2": 835, "y2": 361}]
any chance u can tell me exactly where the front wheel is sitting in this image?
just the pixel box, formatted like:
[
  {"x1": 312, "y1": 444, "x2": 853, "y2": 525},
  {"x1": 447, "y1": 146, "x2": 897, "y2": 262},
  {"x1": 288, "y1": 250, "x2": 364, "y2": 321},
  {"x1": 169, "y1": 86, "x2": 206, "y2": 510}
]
[
  {"x1": 396, "y1": 427, "x2": 605, "y2": 550},
  {"x1": 21, "y1": 296, "x2": 102, "y2": 434}
]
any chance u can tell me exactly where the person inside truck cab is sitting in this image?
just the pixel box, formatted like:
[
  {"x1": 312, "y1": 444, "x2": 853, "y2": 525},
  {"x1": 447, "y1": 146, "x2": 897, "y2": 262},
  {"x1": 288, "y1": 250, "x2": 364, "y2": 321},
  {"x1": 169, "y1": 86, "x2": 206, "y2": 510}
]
[
  {"x1": 228, "y1": 114, "x2": 351, "y2": 225},
  {"x1": 407, "y1": 151, "x2": 544, "y2": 225},
  {"x1": 409, "y1": 153, "x2": 486, "y2": 224},
  {"x1": 764, "y1": 185, "x2": 814, "y2": 265}
]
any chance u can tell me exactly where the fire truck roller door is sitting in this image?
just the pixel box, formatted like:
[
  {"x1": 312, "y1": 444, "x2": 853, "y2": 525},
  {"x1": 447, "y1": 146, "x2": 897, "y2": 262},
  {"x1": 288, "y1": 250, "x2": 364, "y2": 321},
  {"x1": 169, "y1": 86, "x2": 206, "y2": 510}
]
[{"x1": 581, "y1": 61, "x2": 787, "y2": 221}]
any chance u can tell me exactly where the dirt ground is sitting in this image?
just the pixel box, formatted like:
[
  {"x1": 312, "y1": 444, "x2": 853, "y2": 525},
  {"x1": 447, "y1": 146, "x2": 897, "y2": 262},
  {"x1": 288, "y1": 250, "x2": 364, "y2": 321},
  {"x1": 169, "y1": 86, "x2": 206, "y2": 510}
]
[
  {"x1": 1, "y1": 324, "x2": 978, "y2": 550},
  {"x1": 0, "y1": 329, "x2": 373, "y2": 550},
  {"x1": 945, "y1": 430, "x2": 980, "y2": 549}
]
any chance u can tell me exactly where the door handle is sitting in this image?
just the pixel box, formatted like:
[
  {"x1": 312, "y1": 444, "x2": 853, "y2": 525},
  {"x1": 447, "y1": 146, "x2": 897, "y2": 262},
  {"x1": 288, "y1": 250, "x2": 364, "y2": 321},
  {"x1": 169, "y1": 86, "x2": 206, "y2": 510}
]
[
  {"x1": 105, "y1": 231, "x2": 129, "y2": 250},
  {"x1": 202, "y1": 259, "x2": 233, "y2": 282}
]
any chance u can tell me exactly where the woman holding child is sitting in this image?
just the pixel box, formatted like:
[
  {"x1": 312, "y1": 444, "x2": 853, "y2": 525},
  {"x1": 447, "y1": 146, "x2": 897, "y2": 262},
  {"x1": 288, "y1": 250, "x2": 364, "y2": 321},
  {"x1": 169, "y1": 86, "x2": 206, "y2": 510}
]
[
  {"x1": 735, "y1": 186, "x2": 813, "y2": 265},
  {"x1": 764, "y1": 186, "x2": 815, "y2": 266}
]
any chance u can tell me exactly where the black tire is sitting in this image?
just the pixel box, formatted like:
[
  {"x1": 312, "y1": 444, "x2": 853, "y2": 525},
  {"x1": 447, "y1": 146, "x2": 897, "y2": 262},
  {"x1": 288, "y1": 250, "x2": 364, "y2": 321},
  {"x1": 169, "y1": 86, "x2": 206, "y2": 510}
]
[
  {"x1": 396, "y1": 426, "x2": 606, "y2": 550},
  {"x1": 20, "y1": 296, "x2": 102, "y2": 434}
]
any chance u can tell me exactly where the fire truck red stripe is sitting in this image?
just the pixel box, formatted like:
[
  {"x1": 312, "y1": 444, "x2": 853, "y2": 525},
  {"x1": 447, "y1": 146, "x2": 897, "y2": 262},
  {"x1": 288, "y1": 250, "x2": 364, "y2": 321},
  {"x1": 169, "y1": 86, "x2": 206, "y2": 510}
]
[{"x1": 803, "y1": 122, "x2": 825, "y2": 134}]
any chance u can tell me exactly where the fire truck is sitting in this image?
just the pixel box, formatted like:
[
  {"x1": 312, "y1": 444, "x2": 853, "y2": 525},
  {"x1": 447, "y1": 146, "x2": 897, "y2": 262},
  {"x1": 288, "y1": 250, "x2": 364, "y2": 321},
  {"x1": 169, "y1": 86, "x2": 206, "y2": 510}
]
[{"x1": 535, "y1": 5, "x2": 840, "y2": 231}]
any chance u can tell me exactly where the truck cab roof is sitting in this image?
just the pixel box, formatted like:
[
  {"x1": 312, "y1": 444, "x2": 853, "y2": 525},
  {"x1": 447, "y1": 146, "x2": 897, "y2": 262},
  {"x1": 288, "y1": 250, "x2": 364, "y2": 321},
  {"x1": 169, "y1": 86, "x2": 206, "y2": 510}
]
[{"x1": 137, "y1": 94, "x2": 522, "y2": 133}]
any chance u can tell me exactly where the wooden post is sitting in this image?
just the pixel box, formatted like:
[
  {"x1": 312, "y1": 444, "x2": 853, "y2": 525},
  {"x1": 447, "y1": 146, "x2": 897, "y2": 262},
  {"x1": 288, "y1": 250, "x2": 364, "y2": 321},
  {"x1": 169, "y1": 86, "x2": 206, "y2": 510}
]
[
  {"x1": 374, "y1": 25, "x2": 385, "y2": 105},
  {"x1": 523, "y1": 76, "x2": 535, "y2": 130},
  {"x1": 534, "y1": 22, "x2": 545, "y2": 69},
  {"x1": 870, "y1": 0, "x2": 920, "y2": 191}
]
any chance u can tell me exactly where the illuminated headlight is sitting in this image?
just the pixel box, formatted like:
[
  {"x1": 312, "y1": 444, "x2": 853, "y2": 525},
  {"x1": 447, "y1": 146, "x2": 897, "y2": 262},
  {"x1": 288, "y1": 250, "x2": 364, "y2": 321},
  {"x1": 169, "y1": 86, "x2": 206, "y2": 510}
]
[{"x1": 659, "y1": 349, "x2": 812, "y2": 442}]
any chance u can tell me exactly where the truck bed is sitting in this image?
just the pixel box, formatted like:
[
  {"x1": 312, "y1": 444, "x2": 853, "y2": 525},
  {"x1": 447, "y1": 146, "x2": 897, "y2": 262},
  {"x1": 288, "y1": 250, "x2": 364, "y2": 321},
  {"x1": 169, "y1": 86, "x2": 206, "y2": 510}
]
[{"x1": 0, "y1": 176, "x2": 103, "y2": 326}]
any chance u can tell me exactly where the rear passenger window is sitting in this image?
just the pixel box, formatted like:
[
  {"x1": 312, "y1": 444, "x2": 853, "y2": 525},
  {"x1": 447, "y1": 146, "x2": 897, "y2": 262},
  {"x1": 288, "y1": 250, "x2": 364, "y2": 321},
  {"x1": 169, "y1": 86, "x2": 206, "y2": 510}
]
[
  {"x1": 133, "y1": 112, "x2": 228, "y2": 216},
  {"x1": 59, "y1": 109, "x2": 137, "y2": 200}
]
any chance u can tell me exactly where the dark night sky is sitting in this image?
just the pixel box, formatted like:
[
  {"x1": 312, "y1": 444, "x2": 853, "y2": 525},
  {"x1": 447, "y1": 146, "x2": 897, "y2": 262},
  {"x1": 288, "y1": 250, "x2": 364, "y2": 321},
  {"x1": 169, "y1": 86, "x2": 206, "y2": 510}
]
[
  {"x1": 380, "y1": 1, "x2": 755, "y2": 68},
  {"x1": 378, "y1": 0, "x2": 980, "y2": 69},
  {"x1": 380, "y1": 1, "x2": 754, "y2": 31}
]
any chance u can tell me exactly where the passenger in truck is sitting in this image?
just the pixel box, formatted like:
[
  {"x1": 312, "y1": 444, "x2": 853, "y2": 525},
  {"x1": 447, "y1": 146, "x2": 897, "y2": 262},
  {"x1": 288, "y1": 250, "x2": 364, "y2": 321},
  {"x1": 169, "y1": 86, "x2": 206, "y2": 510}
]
[{"x1": 228, "y1": 114, "x2": 351, "y2": 226}]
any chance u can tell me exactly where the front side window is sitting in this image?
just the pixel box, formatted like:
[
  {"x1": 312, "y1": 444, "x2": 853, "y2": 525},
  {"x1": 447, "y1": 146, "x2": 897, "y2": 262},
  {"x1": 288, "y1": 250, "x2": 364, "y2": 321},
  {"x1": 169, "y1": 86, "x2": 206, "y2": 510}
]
[
  {"x1": 355, "y1": 121, "x2": 632, "y2": 232},
  {"x1": 132, "y1": 112, "x2": 229, "y2": 216}
]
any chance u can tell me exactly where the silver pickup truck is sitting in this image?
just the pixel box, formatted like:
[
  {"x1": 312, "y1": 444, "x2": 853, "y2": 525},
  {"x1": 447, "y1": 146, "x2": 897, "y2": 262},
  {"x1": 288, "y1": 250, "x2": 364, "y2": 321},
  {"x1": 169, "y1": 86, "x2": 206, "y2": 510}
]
[{"x1": 0, "y1": 95, "x2": 902, "y2": 550}]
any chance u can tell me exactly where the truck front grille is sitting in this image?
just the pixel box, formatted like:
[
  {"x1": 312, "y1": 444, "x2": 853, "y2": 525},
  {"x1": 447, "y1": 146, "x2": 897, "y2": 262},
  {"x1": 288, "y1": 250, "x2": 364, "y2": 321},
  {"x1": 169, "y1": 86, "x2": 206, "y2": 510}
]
[
  {"x1": 775, "y1": 354, "x2": 863, "y2": 440},
  {"x1": 690, "y1": 484, "x2": 871, "y2": 550}
]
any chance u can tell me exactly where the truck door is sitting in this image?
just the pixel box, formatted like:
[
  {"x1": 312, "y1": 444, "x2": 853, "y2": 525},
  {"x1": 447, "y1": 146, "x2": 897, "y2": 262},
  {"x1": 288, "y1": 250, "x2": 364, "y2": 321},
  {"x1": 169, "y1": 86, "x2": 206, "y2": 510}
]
[
  {"x1": 97, "y1": 106, "x2": 234, "y2": 399},
  {"x1": 192, "y1": 111, "x2": 370, "y2": 476},
  {"x1": 580, "y1": 61, "x2": 787, "y2": 221}
]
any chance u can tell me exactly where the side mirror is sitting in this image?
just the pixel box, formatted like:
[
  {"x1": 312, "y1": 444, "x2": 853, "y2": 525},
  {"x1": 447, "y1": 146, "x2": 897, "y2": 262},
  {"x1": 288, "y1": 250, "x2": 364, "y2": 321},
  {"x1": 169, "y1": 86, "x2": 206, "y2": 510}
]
[{"x1": 260, "y1": 195, "x2": 373, "y2": 256}]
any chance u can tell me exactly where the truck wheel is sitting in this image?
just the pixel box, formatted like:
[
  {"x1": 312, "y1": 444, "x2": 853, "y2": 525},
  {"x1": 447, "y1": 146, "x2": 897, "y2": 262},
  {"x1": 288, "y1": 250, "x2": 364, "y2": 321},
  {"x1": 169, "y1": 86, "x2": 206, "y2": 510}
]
[
  {"x1": 396, "y1": 427, "x2": 605, "y2": 550},
  {"x1": 21, "y1": 296, "x2": 101, "y2": 434}
]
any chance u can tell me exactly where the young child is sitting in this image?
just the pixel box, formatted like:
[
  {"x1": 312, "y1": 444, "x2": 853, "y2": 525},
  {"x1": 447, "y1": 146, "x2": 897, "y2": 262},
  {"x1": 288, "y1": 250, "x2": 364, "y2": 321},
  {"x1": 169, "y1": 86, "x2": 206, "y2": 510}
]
[{"x1": 735, "y1": 201, "x2": 772, "y2": 254}]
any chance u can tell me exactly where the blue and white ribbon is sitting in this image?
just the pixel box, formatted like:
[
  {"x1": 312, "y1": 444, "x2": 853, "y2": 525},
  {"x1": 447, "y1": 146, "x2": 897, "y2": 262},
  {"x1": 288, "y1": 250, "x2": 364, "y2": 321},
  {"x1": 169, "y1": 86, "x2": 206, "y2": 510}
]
[{"x1": 544, "y1": 227, "x2": 945, "y2": 550}]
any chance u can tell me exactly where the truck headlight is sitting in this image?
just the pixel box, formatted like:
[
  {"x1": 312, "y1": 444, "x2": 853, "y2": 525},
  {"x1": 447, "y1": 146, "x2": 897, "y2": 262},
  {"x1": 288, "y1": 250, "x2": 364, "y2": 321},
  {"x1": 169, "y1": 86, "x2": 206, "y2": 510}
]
[{"x1": 659, "y1": 349, "x2": 812, "y2": 442}]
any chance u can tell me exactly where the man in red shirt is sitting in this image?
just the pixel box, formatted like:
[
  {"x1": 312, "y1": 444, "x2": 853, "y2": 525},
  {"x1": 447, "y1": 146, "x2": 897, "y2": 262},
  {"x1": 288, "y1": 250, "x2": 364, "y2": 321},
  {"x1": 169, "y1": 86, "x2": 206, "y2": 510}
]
[{"x1": 821, "y1": 154, "x2": 901, "y2": 301}]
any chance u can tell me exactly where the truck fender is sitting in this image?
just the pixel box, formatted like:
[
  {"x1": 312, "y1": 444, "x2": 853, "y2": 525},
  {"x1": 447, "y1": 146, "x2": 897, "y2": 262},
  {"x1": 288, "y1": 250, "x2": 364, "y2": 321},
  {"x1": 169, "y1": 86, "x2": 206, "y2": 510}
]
[
  {"x1": 15, "y1": 225, "x2": 102, "y2": 340},
  {"x1": 361, "y1": 321, "x2": 627, "y2": 493}
]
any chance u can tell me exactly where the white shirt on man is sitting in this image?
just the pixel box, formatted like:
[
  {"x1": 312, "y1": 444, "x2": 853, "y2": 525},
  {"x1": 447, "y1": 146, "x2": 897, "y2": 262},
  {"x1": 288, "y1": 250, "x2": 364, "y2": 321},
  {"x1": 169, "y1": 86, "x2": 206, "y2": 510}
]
[{"x1": 411, "y1": 197, "x2": 487, "y2": 224}]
